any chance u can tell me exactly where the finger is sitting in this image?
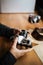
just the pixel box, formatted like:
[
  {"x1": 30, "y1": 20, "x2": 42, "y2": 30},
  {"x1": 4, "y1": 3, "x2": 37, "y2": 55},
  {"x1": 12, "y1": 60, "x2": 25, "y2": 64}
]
[
  {"x1": 21, "y1": 48, "x2": 33, "y2": 53},
  {"x1": 21, "y1": 46, "x2": 26, "y2": 50},
  {"x1": 17, "y1": 45, "x2": 22, "y2": 50},
  {"x1": 13, "y1": 37, "x2": 18, "y2": 47},
  {"x1": 17, "y1": 29, "x2": 21, "y2": 32}
]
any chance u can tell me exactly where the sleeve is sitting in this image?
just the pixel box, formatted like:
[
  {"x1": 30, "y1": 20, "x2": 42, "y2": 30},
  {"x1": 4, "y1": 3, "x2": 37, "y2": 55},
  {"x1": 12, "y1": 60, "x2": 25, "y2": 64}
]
[
  {"x1": 0, "y1": 51, "x2": 17, "y2": 65},
  {"x1": 0, "y1": 23, "x2": 19, "y2": 41}
]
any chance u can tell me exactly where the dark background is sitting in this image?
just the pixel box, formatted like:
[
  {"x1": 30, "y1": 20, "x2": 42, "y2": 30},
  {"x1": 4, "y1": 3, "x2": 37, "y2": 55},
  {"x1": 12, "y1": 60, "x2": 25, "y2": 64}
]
[
  {"x1": 0, "y1": 0, "x2": 1, "y2": 13},
  {"x1": 35, "y1": 0, "x2": 43, "y2": 20}
]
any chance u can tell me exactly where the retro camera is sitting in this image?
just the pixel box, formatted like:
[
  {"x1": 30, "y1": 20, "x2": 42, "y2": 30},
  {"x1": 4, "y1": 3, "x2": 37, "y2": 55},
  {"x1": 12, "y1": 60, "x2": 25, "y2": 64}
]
[
  {"x1": 17, "y1": 30, "x2": 32, "y2": 48},
  {"x1": 28, "y1": 15, "x2": 41, "y2": 23}
]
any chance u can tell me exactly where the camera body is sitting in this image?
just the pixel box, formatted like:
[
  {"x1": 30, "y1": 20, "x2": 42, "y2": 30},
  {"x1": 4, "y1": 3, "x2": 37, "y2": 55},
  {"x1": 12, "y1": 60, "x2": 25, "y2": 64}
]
[
  {"x1": 28, "y1": 15, "x2": 41, "y2": 23},
  {"x1": 17, "y1": 30, "x2": 32, "y2": 48}
]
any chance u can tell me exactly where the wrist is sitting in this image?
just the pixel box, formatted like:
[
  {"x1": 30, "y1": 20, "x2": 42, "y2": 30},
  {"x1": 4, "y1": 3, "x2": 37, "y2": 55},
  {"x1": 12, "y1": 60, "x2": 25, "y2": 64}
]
[{"x1": 10, "y1": 48, "x2": 18, "y2": 59}]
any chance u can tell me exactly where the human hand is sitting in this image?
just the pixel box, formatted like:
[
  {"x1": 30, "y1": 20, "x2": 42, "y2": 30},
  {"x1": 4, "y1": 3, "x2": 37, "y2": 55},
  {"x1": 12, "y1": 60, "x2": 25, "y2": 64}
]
[{"x1": 10, "y1": 37, "x2": 33, "y2": 59}]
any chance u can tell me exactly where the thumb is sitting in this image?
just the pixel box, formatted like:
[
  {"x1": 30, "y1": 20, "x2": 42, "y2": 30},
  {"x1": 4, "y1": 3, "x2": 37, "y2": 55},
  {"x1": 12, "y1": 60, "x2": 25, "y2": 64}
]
[{"x1": 13, "y1": 37, "x2": 18, "y2": 47}]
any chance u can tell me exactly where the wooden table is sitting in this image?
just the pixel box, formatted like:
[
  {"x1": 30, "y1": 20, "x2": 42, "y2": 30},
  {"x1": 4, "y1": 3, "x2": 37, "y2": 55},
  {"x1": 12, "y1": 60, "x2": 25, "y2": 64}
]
[
  {"x1": 0, "y1": 13, "x2": 43, "y2": 65},
  {"x1": 0, "y1": 13, "x2": 43, "y2": 29}
]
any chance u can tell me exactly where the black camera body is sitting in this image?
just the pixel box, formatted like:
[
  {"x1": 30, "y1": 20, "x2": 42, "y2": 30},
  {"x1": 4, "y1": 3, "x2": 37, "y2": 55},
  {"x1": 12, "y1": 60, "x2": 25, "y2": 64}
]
[
  {"x1": 17, "y1": 30, "x2": 32, "y2": 48},
  {"x1": 31, "y1": 28, "x2": 43, "y2": 41}
]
